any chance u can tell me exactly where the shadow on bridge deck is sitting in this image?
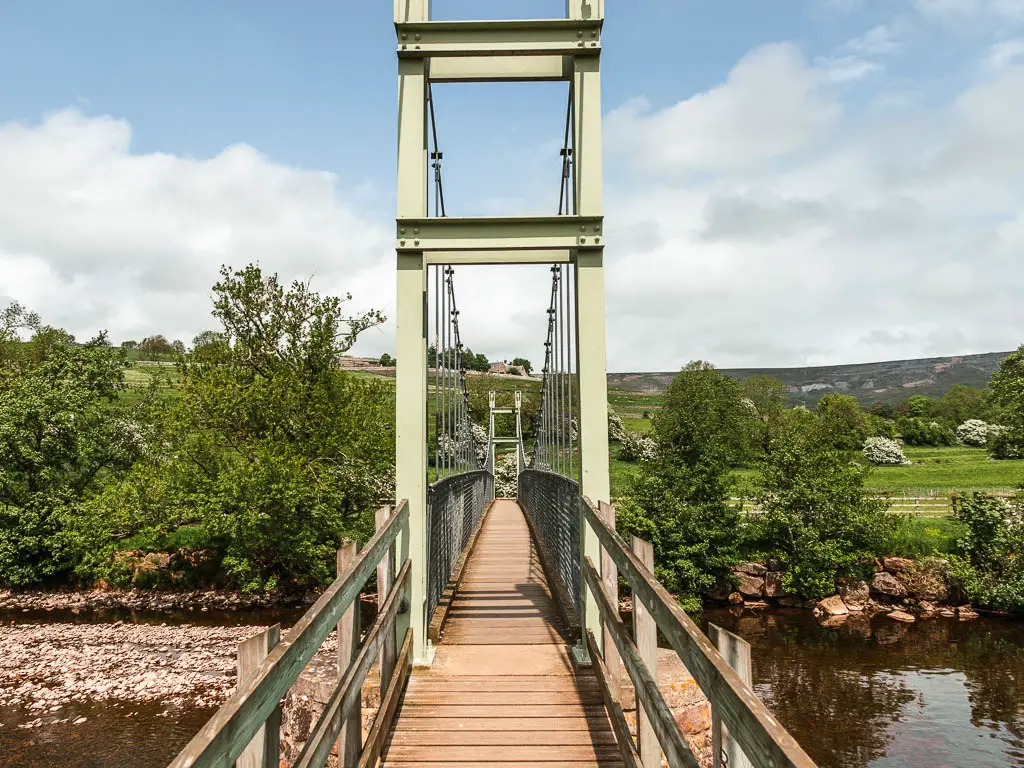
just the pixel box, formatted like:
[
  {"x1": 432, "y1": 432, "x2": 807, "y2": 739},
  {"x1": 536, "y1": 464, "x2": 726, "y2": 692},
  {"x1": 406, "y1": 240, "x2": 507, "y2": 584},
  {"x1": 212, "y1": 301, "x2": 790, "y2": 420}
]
[{"x1": 382, "y1": 499, "x2": 623, "y2": 767}]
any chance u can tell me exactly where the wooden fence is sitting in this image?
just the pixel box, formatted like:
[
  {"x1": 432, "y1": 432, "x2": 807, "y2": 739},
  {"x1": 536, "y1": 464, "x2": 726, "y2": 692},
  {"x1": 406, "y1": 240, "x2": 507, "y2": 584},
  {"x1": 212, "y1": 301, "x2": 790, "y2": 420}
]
[
  {"x1": 580, "y1": 500, "x2": 817, "y2": 768},
  {"x1": 167, "y1": 501, "x2": 411, "y2": 768},
  {"x1": 731, "y1": 492, "x2": 1020, "y2": 518}
]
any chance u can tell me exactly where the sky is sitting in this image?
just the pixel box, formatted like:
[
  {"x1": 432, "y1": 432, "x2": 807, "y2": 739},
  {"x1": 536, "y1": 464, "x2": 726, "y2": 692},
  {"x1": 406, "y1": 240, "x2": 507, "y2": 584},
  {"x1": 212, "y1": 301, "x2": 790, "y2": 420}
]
[{"x1": 1, "y1": 0, "x2": 1023, "y2": 371}]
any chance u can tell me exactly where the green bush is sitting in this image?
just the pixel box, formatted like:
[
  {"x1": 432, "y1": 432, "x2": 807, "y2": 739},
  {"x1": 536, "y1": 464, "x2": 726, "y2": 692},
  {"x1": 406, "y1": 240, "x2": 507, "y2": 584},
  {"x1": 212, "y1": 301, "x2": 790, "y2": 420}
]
[
  {"x1": 750, "y1": 410, "x2": 894, "y2": 599},
  {"x1": 898, "y1": 417, "x2": 957, "y2": 447},
  {"x1": 949, "y1": 491, "x2": 1024, "y2": 612}
]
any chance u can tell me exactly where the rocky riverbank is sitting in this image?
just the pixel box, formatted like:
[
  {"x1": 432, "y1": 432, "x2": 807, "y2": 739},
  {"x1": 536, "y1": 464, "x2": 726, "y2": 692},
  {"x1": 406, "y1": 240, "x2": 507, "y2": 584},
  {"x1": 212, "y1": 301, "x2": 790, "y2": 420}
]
[
  {"x1": 713, "y1": 556, "x2": 982, "y2": 622},
  {"x1": 0, "y1": 587, "x2": 316, "y2": 615},
  {"x1": 0, "y1": 620, "x2": 343, "y2": 733}
]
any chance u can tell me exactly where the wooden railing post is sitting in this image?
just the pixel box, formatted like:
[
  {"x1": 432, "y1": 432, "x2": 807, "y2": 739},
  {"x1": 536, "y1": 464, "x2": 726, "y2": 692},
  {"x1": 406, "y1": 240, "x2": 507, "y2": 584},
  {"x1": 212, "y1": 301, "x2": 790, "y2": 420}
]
[
  {"x1": 376, "y1": 506, "x2": 397, "y2": 687},
  {"x1": 599, "y1": 502, "x2": 621, "y2": 700},
  {"x1": 709, "y1": 624, "x2": 753, "y2": 768},
  {"x1": 337, "y1": 541, "x2": 361, "y2": 766},
  {"x1": 631, "y1": 536, "x2": 659, "y2": 768},
  {"x1": 236, "y1": 624, "x2": 282, "y2": 768}
]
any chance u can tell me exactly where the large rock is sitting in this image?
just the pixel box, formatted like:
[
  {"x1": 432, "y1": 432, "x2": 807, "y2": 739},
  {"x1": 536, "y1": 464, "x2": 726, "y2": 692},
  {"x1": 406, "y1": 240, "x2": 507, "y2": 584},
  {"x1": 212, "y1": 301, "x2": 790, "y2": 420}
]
[
  {"x1": 706, "y1": 578, "x2": 732, "y2": 602},
  {"x1": 736, "y1": 573, "x2": 765, "y2": 598},
  {"x1": 883, "y1": 557, "x2": 914, "y2": 573},
  {"x1": 816, "y1": 595, "x2": 850, "y2": 616},
  {"x1": 871, "y1": 571, "x2": 908, "y2": 599},
  {"x1": 888, "y1": 610, "x2": 916, "y2": 623},
  {"x1": 734, "y1": 562, "x2": 768, "y2": 577},
  {"x1": 763, "y1": 572, "x2": 787, "y2": 598},
  {"x1": 839, "y1": 581, "x2": 870, "y2": 612},
  {"x1": 900, "y1": 560, "x2": 950, "y2": 602}
]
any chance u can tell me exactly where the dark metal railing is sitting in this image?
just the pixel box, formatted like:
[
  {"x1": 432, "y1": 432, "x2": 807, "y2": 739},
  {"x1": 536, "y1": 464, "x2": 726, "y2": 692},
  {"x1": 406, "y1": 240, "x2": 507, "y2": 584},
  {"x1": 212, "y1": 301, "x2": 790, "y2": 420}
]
[
  {"x1": 517, "y1": 468, "x2": 581, "y2": 617},
  {"x1": 426, "y1": 470, "x2": 493, "y2": 620}
]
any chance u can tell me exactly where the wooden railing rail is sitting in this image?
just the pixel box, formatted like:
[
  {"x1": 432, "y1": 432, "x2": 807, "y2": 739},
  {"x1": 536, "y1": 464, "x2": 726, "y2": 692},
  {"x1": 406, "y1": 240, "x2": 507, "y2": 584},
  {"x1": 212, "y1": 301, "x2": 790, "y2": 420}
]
[
  {"x1": 580, "y1": 500, "x2": 817, "y2": 768},
  {"x1": 168, "y1": 500, "x2": 411, "y2": 768}
]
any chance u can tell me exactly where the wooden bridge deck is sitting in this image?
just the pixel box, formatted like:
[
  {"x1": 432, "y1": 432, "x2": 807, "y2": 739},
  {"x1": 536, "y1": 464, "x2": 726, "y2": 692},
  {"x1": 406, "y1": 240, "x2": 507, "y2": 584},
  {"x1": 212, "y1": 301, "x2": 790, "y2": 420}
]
[{"x1": 382, "y1": 499, "x2": 624, "y2": 767}]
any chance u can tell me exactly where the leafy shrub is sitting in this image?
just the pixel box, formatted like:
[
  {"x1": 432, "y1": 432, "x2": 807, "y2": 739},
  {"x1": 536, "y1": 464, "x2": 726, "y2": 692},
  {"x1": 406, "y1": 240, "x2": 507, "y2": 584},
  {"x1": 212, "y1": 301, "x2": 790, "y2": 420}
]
[
  {"x1": 863, "y1": 437, "x2": 910, "y2": 466},
  {"x1": 608, "y1": 406, "x2": 626, "y2": 442},
  {"x1": 956, "y1": 419, "x2": 993, "y2": 447},
  {"x1": 751, "y1": 410, "x2": 893, "y2": 599},
  {"x1": 867, "y1": 415, "x2": 897, "y2": 440},
  {"x1": 898, "y1": 417, "x2": 957, "y2": 447},
  {"x1": 494, "y1": 452, "x2": 519, "y2": 498},
  {"x1": 619, "y1": 431, "x2": 657, "y2": 463},
  {"x1": 949, "y1": 491, "x2": 1024, "y2": 612},
  {"x1": 988, "y1": 426, "x2": 1024, "y2": 460}
]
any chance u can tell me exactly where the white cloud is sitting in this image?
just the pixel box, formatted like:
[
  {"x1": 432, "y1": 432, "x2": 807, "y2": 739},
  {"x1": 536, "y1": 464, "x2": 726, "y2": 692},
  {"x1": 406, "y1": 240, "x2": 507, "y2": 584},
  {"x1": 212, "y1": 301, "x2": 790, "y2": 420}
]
[
  {"x1": 602, "y1": 44, "x2": 1024, "y2": 368},
  {"x1": 988, "y1": 37, "x2": 1024, "y2": 69},
  {"x1": 0, "y1": 109, "x2": 394, "y2": 351},
  {"x1": 605, "y1": 44, "x2": 840, "y2": 176}
]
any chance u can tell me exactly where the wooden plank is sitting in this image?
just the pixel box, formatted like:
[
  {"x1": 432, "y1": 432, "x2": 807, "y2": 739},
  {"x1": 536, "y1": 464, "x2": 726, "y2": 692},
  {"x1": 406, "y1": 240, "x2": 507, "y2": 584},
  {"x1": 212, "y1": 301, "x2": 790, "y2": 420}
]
[
  {"x1": 402, "y1": 691, "x2": 603, "y2": 705},
  {"x1": 393, "y1": 704, "x2": 611, "y2": 718},
  {"x1": 376, "y1": 505, "x2": 397, "y2": 687},
  {"x1": 382, "y1": 762, "x2": 625, "y2": 768},
  {"x1": 581, "y1": 557, "x2": 700, "y2": 768},
  {"x1": 631, "y1": 536, "x2": 658, "y2": 768},
  {"x1": 168, "y1": 501, "x2": 409, "y2": 768},
  {"x1": 293, "y1": 561, "x2": 411, "y2": 768},
  {"x1": 337, "y1": 542, "x2": 361, "y2": 766},
  {"x1": 387, "y1": 730, "x2": 619, "y2": 746},
  {"x1": 709, "y1": 624, "x2": 754, "y2": 768},
  {"x1": 358, "y1": 627, "x2": 412, "y2": 768},
  {"x1": 428, "y1": 499, "x2": 494, "y2": 643},
  {"x1": 236, "y1": 625, "x2": 281, "y2": 768},
  {"x1": 382, "y1": 746, "x2": 624, "y2": 761},
  {"x1": 599, "y1": 502, "x2": 621, "y2": 701},
  {"x1": 585, "y1": 630, "x2": 641, "y2": 768},
  {"x1": 581, "y1": 501, "x2": 818, "y2": 768},
  {"x1": 392, "y1": 717, "x2": 613, "y2": 732}
]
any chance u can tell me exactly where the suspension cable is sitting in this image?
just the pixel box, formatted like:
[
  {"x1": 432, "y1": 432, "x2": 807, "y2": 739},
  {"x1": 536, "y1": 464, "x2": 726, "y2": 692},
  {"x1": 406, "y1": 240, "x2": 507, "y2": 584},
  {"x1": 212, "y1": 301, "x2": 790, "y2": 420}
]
[{"x1": 428, "y1": 83, "x2": 447, "y2": 218}]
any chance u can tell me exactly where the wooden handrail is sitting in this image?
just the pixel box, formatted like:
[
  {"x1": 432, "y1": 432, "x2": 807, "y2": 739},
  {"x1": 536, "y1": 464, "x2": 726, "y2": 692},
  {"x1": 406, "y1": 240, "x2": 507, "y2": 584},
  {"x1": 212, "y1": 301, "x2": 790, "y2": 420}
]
[
  {"x1": 293, "y1": 560, "x2": 412, "y2": 768},
  {"x1": 359, "y1": 627, "x2": 413, "y2": 768},
  {"x1": 584, "y1": 629, "x2": 641, "y2": 768},
  {"x1": 581, "y1": 501, "x2": 816, "y2": 768},
  {"x1": 168, "y1": 500, "x2": 410, "y2": 768},
  {"x1": 582, "y1": 557, "x2": 699, "y2": 768}
]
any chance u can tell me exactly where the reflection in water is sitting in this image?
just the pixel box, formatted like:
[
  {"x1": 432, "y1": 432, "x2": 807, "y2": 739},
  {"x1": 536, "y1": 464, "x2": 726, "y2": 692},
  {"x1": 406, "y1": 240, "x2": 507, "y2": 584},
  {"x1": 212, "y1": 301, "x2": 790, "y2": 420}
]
[{"x1": 704, "y1": 610, "x2": 1024, "y2": 768}]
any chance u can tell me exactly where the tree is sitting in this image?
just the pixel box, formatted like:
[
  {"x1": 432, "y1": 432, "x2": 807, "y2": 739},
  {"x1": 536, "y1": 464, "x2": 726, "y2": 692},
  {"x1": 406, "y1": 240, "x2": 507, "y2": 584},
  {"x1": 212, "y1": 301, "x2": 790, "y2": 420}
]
[
  {"x1": 0, "y1": 322, "x2": 141, "y2": 585},
  {"x1": 512, "y1": 357, "x2": 533, "y2": 375},
  {"x1": 617, "y1": 362, "x2": 746, "y2": 610},
  {"x1": 906, "y1": 395, "x2": 933, "y2": 418},
  {"x1": 90, "y1": 265, "x2": 394, "y2": 591},
  {"x1": 949, "y1": 491, "x2": 1024, "y2": 611},
  {"x1": 989, "y1": 345, "x2": 1024, "y2": 460},
  {"x1": 934, "y1": 385, "x2": 985, "y2": 426},
  {"x1": 898, "y1": 417, "x2": 957, "y2": 447},
  {"x1": 816, "y1": 394, "x2": 869, "y2": 452},
  {"x1": 137, "y1": 335, "x2": 175, "y2": 360},
  {"x1": 120, "y1": 340, "x2": 139, "y2": 351},
  {"x1": 751, "y1": 410, "x2": 892, "y2": 599},
  {"x1": 379, "y1": 353, "x2": 395, "y2": 367},
  {"x1": 742, "y1": 375, "x2": 788, "y2": 458}
]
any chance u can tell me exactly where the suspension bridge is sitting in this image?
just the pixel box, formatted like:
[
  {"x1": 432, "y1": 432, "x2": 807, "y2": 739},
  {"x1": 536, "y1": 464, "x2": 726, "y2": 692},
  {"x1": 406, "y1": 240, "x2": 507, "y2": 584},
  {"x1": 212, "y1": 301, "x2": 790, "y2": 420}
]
[{"x1": 167, "y1": 3, "x2": 816, "y2": 767}]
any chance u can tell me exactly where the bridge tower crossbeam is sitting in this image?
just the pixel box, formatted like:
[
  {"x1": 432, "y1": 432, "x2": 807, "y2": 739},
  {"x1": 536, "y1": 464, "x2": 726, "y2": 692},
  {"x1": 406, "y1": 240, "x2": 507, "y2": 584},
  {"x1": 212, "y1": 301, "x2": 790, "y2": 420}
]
[{"x1": 394, "y1": 0, "x2": 610, "y2": 664}]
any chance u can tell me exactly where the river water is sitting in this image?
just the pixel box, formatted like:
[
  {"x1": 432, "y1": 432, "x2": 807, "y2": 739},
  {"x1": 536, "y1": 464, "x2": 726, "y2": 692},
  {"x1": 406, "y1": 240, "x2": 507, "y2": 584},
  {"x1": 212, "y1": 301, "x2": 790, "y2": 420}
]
[
  {"x1": 703, "y1": 609, "x2": 1024, "y2": 768},
  {"x1": 1, "y1": 607, "x2": 1022, "y2": 767}
]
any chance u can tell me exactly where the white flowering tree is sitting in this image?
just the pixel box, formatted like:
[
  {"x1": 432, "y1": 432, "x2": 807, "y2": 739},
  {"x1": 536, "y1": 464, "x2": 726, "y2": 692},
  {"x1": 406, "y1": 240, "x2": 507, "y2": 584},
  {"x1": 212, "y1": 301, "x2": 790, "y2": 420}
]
[
  {"x1": 956, "y1": 419, "x2": 993, "y2": 447},
  {"x1": 862, "y1": 437, "x2": 910, "y2": 466},
  {"x1": 619, "y1": 431, "x2": 658, "y2": 463}
]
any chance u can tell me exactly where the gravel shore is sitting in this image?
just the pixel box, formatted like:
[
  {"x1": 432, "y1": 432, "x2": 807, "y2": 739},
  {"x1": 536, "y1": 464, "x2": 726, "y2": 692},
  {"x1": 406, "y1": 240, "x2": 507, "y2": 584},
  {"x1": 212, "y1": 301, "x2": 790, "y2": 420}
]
[{"x1": 0, "y1": 621, "x2": 337, "y2": 726}]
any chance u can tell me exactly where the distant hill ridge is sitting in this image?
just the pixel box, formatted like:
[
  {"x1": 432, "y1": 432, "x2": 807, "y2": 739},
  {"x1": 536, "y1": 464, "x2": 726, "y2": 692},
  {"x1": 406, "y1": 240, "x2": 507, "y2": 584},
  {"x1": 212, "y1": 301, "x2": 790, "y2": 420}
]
[{"x1": 609, "y1": 351, "x2": 1014, "y2": 406}]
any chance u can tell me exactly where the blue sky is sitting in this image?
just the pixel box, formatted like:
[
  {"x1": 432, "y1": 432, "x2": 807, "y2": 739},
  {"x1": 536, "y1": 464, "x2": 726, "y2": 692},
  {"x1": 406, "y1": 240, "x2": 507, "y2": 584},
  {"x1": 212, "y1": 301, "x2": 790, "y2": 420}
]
[{"x1": 1, "y1": 0, "x2": 1023, "y2": 369}]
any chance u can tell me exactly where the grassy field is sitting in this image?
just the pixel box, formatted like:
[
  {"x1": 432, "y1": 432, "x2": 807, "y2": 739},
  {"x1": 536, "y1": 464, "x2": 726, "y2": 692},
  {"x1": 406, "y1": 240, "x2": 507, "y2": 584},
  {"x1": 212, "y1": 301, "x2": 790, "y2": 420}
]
[
  {"x1": 863, "y1": 446, "x2": 1024, "y2": 493},
  {"x1": 611, "y1": 445, "x2": 1024, "y2": 500}
]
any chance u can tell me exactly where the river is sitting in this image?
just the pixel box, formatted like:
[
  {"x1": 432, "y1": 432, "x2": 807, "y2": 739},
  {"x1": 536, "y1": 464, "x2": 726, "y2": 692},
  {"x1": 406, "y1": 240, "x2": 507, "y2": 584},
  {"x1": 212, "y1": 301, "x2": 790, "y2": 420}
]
[
  {"x1": 1, "y1": 607, "x2": 1022, "y2": 767},
  {"x1": 703, "y1": 609, "x2": 1024, "y2": 768}
]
